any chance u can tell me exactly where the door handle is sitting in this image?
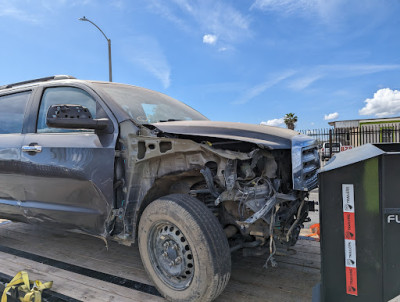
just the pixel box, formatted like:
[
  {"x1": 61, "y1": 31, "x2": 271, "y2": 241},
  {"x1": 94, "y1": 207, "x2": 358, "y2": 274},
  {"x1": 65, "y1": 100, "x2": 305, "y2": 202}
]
[{"x1": 22, "y1": 145, "x2": 42, "y2": 153}]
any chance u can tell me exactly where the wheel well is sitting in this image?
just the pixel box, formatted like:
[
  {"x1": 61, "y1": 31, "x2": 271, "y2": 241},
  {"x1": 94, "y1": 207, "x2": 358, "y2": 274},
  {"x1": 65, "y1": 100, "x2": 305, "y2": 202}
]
[{"x1": 133, "y1": 171, "x2": 204, "y2": 239}]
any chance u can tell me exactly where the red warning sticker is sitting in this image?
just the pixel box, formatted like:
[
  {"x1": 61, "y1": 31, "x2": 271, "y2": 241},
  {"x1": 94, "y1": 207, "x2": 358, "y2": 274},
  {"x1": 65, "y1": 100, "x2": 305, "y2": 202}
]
[
  {"x1": 345, "y1": 267, "x2": 358, "y2": 296},
  {"x1": 342, "y1": 184, "x2": 358, "y2": 296},
  {"x1": 343, "y1": 212, "x2": 356, "y2": 240}
]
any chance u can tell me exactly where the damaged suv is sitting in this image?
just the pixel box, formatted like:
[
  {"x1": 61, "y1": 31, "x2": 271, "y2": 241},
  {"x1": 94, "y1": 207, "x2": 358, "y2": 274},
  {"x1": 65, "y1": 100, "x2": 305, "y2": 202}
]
[{"x1": 0, "y1": 76, "x2": 319, "y2": 302}]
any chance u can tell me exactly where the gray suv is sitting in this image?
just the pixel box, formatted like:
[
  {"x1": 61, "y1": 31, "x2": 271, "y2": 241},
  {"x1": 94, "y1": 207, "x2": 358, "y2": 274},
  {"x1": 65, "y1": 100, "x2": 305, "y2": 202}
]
[{"x1": 0, "y1": 75, "x2": 319, "y2": 302}]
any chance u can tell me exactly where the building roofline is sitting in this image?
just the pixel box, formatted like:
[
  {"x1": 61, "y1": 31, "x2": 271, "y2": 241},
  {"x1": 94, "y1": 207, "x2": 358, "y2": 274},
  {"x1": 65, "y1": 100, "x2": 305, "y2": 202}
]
[{"x1": 329, "y1": 116, "x2": 400, "y2": 126}]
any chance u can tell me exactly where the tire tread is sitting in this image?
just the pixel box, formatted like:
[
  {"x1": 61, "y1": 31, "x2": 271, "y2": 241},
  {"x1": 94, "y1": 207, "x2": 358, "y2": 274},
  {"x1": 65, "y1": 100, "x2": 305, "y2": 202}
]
[{"x1": 153, "y1": 194, "x2": 231, "y2": 301}]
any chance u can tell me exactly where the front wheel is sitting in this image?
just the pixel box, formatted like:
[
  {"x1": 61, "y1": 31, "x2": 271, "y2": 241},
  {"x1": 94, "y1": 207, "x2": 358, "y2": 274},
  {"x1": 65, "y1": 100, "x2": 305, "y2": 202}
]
[{"x1": 138, "y1": 194, "x2": 231, "y2": 302}]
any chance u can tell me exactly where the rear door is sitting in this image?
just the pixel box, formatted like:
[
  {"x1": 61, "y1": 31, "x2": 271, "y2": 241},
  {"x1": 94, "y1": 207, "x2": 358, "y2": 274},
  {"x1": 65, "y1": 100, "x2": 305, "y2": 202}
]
[
  {"x1": 20, "y1": 84, "x2": 118, "y2": 235},
  {"x1": 0, "y1": 91, "x2": 31, "y2": 220}
]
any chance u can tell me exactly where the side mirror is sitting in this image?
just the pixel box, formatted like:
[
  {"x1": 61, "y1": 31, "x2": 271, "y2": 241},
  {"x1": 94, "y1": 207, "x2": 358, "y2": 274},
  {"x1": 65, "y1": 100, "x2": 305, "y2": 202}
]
[{"x1": 46, "y1": 104, "x2": 111, "y2": 130}]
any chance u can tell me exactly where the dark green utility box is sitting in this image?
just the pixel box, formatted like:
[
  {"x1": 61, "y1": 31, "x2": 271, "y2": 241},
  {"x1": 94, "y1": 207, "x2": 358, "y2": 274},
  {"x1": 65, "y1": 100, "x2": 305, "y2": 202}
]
[{"x1": 317, "y1": 143, "x2": 400, "y2": 302}]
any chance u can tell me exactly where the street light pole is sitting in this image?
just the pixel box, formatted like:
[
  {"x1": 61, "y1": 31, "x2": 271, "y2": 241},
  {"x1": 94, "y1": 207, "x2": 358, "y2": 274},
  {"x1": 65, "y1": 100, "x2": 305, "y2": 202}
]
[{"x1": 79, "y1": 16, "x2": 112, "y2": 82}]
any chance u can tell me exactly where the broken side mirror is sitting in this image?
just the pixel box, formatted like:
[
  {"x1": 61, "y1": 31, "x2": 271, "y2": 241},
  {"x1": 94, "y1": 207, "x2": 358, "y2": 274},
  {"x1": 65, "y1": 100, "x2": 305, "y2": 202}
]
[{"x1": 46, "y1": 104, "x2": 111, "y2": 131}]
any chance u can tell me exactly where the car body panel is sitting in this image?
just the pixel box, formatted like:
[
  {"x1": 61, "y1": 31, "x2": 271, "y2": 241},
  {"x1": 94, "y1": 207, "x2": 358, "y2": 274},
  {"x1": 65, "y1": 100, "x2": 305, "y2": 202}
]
[
  {"x1": 0, "y1": 134, "x2": 26, "y2": 220},
  {"x1": 151, "y1": 121, "x2": 299, "y2": 149},
  {"x1": 0, "y1": 80, "x2": 120, "y2": 236},
  {"x1": 19, "y1": 132, "x2": 116, "y2": 235}
]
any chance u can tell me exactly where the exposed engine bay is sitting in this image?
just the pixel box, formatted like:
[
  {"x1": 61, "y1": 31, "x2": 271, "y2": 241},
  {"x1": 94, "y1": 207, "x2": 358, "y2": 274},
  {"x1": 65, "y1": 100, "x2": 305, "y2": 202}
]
[
  {"x1": 115, "y1": 121, "x2": 319, "y2": 267},
  {"x1": 191, "y1": 148, "x2": 314, "y2": 267}
]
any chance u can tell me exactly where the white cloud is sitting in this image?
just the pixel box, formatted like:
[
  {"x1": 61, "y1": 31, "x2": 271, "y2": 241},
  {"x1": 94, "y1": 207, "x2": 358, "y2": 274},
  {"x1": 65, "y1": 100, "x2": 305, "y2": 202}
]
[
  {"x1": 0, "y1": 0, "x2": 96, "y2": 23},
  {"x1": 147, "y1": 1, "x2": 191, "y2": 32},
  {"x1": 288, "y1": 64, "x2": 400, "y2": 91},
  {"x1": 41, "y1": 0, "x2": 93, "y2": 10},
  {"x1": 235, "y1": 70, "x2": 296, "y2": 104},
  {"x1": 250, "y1": 0, "x2": 350, "y2": 25},
  {"x1": 203, "y1": 34, "x2": 218, "y2": 45},
  {"x1": 147, "y1": 0, "x2": 251, "y2": 47},
  {"x1": 323, "y1": 64, "x2": 400, "y2": 77},
  {"x1": 359, "y1": 88, "x2": 400, "y2": 117},
  {"x1": 121, "y1": 36, "x2": 171, "y2": 88},
  {"x1": 0, "y1": 1, "x2": 39, "y2": 23},
  {"x1": 324, "y1": 112, "x2": 339, "y2": 120},
  {"x1": 260, "y1": 118, "x2": 284, "y2": 127},
  {"x1": 288, "y1": 74, "x2": 322, "y2": 90},
  {"x1": 251, "y1": 0, "x2": 320, "y2": 15},
  {"x1": 250, "y1": 0, "x2": 385, "y2": 26}
]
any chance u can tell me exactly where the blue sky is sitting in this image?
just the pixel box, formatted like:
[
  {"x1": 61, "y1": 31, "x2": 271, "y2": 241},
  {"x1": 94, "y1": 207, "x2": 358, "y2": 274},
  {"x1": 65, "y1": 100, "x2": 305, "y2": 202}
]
[{"x1": 1, "y1": 0, "x2": 400, "y2": 129}]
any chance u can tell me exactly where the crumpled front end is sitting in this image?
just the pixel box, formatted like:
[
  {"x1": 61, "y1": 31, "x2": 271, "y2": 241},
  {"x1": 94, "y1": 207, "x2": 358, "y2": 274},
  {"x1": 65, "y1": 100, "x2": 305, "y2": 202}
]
[
  {"x1": 115, "y1": 121, "x2": 319, "y2": 267},
  {"x1": 205, "y1": 136, "x2": 319, "y2": 266},
  {"x1": 210, "y1": 146, "x2": 316, "y2": 233}
]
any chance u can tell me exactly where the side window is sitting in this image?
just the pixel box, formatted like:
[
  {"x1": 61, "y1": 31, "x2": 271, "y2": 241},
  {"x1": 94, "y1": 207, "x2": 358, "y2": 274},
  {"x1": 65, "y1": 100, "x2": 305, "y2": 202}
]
[
  {"x1": 0, "y1": 91, "x2": 30, "y2": 134},
  {"x1": 37, "y1": 87, "x2": 96, "y2": 133}
]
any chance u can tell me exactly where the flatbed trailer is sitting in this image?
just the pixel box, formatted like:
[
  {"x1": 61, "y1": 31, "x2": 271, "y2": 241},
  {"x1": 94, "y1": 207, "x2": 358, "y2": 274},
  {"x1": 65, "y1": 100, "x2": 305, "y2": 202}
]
[{"x1": 0, "y1": 219, "x2": 319, "y2": 302}]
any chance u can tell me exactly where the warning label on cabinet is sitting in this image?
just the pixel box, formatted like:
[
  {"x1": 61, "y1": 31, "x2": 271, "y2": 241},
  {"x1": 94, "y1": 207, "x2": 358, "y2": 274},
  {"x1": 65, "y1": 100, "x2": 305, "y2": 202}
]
[
  {"x1": 342, "y1": 184, "x2": 358, "y2": 296},
  {"x1": 344, "y1": 240, "x2": 357, "y2": 267},
  {"x1": 343, "y1": 212, "x2": 356, "y2": 240},
  {"x1": 342, "y1": 184, "x2": 355, "y2": 213},
  {"x1": 345, "y1": 267, "x2": 358, "y2": 296}
]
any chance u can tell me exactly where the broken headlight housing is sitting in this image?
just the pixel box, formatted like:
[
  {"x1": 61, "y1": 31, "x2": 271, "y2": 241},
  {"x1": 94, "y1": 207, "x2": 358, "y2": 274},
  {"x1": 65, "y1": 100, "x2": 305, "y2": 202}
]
[{"x1": 291, "y1": 134, "x2": 319, "y2": 191}]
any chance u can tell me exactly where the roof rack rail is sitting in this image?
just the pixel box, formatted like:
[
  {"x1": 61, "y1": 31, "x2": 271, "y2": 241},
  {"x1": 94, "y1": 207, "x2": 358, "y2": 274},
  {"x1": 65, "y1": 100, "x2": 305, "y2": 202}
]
[{"x1": 0, "y1": 75, "x2": 76, "y2": 90}]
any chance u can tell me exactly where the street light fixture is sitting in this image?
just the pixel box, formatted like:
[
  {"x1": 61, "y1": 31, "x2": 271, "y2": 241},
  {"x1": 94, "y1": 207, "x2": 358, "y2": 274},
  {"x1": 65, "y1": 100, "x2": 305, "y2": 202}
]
[{"x1": 79, "y1": 16, "x2": 112, "y2": 82}]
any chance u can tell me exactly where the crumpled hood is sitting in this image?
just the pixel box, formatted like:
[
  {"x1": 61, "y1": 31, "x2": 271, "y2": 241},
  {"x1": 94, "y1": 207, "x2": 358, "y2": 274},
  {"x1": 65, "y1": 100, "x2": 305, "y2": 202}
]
[{"x1": 151, "y1": 121, "x2": 302, "y2": 149}]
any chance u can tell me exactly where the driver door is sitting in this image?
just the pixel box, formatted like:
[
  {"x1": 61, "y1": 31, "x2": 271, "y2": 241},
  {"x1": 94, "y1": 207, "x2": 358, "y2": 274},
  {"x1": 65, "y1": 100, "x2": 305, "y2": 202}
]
[{"x1": 20, "y1": 85, "x2": 118, "y2": 235}]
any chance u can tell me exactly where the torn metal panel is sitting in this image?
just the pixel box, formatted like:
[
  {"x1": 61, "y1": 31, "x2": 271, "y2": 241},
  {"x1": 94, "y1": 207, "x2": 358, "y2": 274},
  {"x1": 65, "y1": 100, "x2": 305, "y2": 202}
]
[
  {"x1": 114, "y1": 119, "x2": 319, "y2": 250},
  {"x1": 117, "y1": 121, "x2": 245, "y2": 243},
  {"x1": 151, "y1": 121, "x2": 297, "y2": 149}
]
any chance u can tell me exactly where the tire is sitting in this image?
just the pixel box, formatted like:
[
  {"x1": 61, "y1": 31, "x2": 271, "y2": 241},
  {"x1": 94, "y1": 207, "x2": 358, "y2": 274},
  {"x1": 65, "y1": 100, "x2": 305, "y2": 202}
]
[{"x1": 138, "y1": 194, "x2": 231, "y2": 302}]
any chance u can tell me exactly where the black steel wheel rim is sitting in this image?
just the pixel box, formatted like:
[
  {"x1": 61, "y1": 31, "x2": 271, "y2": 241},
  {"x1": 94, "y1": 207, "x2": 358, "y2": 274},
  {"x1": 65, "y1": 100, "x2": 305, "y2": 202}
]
[{"x1": 148, "y1": 221, "x2": 195, "y2": 290}]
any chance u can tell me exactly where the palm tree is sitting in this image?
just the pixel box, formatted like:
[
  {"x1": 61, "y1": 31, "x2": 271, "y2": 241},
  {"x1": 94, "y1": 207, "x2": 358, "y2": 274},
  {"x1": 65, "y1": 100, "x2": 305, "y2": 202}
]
[{"x1": 284, "y1": 113, "x2": 298, "y2": 130}]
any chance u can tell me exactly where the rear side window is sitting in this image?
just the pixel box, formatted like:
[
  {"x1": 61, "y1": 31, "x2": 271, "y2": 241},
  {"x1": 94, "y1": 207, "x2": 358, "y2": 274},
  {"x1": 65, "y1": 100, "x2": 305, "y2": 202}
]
[
  {"x1": 37, "y1": 87, "x2": 96, "y2": 133},
  {"x1": 0, "y1": 91, "x2": 30, "y2": 134}
]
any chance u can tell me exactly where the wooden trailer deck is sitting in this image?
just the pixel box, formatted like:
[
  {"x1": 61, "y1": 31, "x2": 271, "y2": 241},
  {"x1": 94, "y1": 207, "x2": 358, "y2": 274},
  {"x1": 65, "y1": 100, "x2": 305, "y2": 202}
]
[{"x1": 0, "y1": 218, "x2": 320, "y2": 302}]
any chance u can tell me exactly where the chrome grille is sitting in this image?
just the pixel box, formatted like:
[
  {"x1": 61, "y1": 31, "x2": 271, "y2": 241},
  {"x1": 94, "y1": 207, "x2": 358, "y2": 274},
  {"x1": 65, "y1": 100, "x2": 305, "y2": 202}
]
[
  {"x1": 300, "y1": 146, "x2": 319, "y2": 190},
  {"x1": 291, "y1": 134, "x2": 320, "y2": 191}
]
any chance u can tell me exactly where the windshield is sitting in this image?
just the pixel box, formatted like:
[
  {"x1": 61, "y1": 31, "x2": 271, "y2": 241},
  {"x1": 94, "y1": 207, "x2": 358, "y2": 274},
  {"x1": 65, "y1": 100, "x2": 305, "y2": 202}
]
[{"x1": 94, "y1": 83, "x2": 208, "y2": 124}]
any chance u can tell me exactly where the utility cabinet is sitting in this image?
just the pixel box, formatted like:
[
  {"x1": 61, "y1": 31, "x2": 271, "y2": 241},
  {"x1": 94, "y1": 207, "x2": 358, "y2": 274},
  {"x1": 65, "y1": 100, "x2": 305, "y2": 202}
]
[{"x1": 317, "y1": 143, "x2": 400, "y2": 302}]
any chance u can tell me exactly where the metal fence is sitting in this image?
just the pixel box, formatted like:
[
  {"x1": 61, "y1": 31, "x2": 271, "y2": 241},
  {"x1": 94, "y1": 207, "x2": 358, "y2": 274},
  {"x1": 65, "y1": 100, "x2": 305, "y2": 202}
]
[{"x1": 299, "y1": 124, "x2": 400, "y2": 148}]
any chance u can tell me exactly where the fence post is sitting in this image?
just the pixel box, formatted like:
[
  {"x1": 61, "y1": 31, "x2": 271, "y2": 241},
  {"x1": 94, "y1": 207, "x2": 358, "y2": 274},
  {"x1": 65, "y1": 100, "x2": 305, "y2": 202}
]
[{"x1": 329, "y1": 129, "x2": 333, "y2": 158}]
